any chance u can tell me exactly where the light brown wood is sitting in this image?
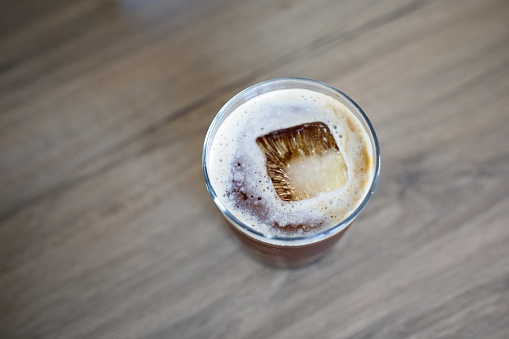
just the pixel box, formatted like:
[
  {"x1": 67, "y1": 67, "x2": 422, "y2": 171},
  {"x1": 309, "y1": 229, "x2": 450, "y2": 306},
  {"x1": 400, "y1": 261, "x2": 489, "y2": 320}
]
[{"x1": 1, "y1": 0, "x2": 509, "y2": 337}]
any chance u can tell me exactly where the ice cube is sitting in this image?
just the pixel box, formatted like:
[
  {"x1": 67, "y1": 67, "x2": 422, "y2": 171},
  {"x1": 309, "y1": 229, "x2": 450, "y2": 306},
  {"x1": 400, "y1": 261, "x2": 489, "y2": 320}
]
[{"x1": 256, "y1": 122, "x2": 347, "y2": 201}]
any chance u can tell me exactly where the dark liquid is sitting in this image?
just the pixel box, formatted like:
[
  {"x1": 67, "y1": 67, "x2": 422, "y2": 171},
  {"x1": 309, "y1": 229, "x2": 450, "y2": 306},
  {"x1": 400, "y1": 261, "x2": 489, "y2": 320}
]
[{"x1": 227, "y1": 218, "x2": 352, "y2": 267}]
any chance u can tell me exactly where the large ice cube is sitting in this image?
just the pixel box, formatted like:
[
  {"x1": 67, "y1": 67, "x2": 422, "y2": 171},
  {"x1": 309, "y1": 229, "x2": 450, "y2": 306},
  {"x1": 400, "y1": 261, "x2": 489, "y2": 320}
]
[{"x1": 256, "y1": 122, "x2": 347, "y2": 201}]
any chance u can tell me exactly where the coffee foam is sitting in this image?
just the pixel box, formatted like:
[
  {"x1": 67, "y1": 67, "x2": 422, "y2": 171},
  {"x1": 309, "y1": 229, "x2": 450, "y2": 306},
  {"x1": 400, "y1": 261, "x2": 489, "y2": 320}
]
[{"x1": 208, "y1": 88, "x2": 374, "y2": 237}]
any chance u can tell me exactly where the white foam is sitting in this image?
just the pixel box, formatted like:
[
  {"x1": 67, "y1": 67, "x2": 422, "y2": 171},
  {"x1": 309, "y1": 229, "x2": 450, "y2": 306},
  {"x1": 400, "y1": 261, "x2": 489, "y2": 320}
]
[{"x1": 208, "y1": 88, "x2": 374, "y2": 237}]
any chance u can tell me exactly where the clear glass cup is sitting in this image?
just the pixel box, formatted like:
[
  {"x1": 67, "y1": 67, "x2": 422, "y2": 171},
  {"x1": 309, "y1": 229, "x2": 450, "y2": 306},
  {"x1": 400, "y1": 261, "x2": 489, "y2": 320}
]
[{"x1": 203, "y1": 78, "x2": 380, "y2": 267}]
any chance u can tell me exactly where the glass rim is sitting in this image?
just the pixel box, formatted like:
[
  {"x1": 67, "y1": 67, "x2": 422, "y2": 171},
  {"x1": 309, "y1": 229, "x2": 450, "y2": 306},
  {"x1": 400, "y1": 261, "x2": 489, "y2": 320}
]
[{"x1": 202, "y1": 77, "x2": 380, "y2": 244}]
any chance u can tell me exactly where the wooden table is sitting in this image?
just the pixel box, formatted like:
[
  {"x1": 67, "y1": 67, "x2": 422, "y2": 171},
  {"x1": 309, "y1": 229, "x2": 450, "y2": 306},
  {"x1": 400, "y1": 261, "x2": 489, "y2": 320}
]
[{"x1": 1, "y1": 0, "x2": 508, "y2": 337}]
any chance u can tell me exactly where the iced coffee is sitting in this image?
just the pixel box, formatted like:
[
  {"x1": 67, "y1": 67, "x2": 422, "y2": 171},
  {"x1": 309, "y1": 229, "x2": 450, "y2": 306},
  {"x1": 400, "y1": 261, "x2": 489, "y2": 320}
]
[{"x1": 203, "y1": 78, "x2": 380, "y2": 267}]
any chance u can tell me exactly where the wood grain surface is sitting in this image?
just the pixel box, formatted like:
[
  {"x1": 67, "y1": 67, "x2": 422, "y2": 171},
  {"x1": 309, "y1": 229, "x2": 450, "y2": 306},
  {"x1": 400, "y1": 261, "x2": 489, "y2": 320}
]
[{"x1": 1, "y1": 0, "x2": 509, "y2": 338}]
